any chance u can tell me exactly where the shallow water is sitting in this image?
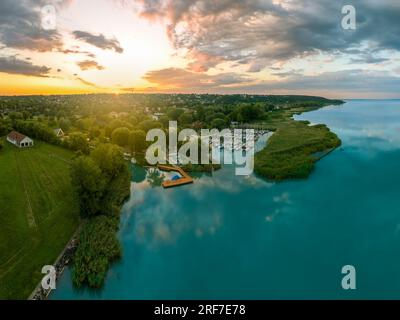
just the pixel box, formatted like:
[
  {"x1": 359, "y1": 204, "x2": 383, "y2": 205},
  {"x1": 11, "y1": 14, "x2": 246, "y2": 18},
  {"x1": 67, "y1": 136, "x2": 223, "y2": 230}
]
[{"x1": 52, "y1": 100, "x2": 400, "y2": 299}]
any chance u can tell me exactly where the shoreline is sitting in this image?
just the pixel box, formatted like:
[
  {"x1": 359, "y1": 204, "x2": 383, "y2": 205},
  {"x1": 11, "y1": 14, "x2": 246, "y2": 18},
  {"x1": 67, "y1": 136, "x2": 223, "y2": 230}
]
[{"x1": 28, "y1": 225, "x2": 82, "y2": 300}]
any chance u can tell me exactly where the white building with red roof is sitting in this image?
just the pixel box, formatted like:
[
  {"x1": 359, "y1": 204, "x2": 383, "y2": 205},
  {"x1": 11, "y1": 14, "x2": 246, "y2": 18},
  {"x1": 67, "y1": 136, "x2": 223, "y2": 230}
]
[{"x1": 6, "y1": 131, "x2": 34, "y2": 148}]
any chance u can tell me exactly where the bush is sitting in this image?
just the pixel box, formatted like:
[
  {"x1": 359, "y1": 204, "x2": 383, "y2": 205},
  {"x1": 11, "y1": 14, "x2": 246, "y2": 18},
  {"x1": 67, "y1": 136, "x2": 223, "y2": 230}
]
[
  {"x1": 67, "y1": 132, "x2": 90, "y2": 154},
  {"x1": 72, "y1": 216, "x2": 121, "y2": 288}
]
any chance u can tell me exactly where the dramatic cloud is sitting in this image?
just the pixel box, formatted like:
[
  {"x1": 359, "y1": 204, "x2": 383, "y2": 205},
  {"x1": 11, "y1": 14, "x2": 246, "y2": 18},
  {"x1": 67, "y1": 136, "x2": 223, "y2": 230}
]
[
  {"x1": 269, "y1": 70, "x2": 400, "y2": 98},
  {"x1": 143, "y1": 67, "x2": 251, "y2": 90},
  {"x1": 77, "y1": 60, "x2": 105, "y2": 71},
  {"x1": 142, "y1": 67, "x2": 400, "y2": 97},
  {"x1": 0, "y1": 56, "x2": 50, "y2": 77},
  {"x1": 187, "y1": 49, "x2": 224, "y2": 72},
  {"x1": 349, "y1": 54, "x2": 390, "y2": 64},
  {"x1": 136, "y1": 0, "x2": 400, "y2": 72},
  {"x1": 0, "y1": 0, "x2": 399, "y2": 97},
  {"x1": 261, "y1": 70, "x2": 400, "y2": 94},
  {"x1": 72, "y1": 30, "x2": 124, "y2": 53},
  {"x1": 0, "y1": 0, "x2": 69, "y2": 52}
]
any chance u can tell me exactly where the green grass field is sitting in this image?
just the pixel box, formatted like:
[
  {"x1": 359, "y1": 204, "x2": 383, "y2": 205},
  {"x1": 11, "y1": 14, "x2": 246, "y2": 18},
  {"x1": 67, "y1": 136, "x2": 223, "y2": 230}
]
[{"x1": 0, "y1": 139, "x2": 79, "y2": 299}]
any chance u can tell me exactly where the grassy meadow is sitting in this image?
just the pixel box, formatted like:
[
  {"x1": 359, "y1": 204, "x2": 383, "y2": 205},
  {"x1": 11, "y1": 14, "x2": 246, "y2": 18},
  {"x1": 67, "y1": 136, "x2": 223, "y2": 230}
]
[{"x1": 0, "y1": 139, "x2": 79, "y2": 299}]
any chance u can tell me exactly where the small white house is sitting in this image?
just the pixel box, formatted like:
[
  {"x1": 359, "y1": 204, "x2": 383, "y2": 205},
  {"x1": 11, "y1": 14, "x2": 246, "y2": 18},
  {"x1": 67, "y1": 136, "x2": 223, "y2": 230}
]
[
  {"x1": 7, "y1": 131, "x2": 34, "y2": 148},
  {"x1": 54, "y1": 128, "x2": 65, "y2": 137}
]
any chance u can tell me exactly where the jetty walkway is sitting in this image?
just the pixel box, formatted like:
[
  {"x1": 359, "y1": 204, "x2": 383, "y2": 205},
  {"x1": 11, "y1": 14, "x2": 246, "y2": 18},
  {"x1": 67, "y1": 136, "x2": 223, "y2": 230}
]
[{"x1": 157, "y1": 165, "x2": 194, "y2": 188}]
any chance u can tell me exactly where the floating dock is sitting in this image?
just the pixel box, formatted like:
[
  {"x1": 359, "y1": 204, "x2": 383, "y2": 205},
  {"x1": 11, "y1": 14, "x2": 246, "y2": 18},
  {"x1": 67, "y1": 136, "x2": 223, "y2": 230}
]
[{"x1": 157, "y1": 165, "x2": 194, "y2": 188}]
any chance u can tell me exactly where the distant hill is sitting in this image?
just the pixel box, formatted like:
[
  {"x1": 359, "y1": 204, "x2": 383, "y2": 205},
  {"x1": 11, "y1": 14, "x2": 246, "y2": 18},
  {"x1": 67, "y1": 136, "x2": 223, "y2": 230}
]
[{"x1": 264, "y1": 95, "x2": 344, "y2": 105}]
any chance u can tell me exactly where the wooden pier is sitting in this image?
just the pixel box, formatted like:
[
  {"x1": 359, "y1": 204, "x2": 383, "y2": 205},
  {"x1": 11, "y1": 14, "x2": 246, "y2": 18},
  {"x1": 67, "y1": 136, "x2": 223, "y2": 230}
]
[{"x1": 157, "y1": 165, "x2": 194, "y2": 188}]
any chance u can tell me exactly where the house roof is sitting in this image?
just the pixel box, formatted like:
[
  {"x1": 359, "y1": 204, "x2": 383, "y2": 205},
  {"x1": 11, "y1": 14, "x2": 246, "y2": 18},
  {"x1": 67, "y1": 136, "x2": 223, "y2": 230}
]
[{"x1": 7, "y1": 131, "x2": 28, "y2": 144}]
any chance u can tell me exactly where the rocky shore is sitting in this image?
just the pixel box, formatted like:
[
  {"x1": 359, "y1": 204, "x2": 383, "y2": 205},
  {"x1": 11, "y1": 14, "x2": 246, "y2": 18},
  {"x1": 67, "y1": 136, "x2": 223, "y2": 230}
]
[{"x1": 28, "y1": 228, "x2": 81, "y2": 300}]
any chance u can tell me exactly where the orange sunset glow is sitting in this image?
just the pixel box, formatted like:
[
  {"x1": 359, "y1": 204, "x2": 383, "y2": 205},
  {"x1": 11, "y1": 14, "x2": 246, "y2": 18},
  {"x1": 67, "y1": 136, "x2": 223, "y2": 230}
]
[{"x1": 0, "y1": 0, "x2": 400, "y2": 98}]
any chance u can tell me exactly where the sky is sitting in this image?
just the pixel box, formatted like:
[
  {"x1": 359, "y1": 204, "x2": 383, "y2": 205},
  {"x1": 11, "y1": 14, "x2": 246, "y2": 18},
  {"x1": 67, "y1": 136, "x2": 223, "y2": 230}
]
[{"x1": 0, "y1": 0, "x2": 399, "y2": 98}]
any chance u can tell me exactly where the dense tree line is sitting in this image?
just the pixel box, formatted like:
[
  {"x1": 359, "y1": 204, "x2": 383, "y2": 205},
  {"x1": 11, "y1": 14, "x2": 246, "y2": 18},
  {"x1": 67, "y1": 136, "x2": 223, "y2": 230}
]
[
  {"x1": 13, "y1": 120, "x2": 58, "y2": 144},
  {"x1": 70, "y1": 143, "x2": 131, "y2": 288},
  {"x1": 1, "y1": 94, "x2": 343, "y2": 158},
  {"x1": 111, "y1": 127, "x2": 147, "y2": 154},
  {"x1": 10, "y1": 120, "x2": 90, "y2": 154},
  {"x1": 0, "y1": 118, "x2": 12, "y2": 137}
]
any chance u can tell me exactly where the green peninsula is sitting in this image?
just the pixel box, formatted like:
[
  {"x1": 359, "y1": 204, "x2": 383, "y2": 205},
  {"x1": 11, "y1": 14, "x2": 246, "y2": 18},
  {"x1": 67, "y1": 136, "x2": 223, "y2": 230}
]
[{"x1": 254, "y1": 99, "x2": 343, "y2": 180}]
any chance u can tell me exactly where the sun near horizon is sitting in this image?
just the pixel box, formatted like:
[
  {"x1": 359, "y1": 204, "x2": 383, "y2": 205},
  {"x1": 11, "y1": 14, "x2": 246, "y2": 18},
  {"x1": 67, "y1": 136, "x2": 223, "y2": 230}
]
[{"x1": 0, "y1": 0, "x2": 400, "y2": 99}]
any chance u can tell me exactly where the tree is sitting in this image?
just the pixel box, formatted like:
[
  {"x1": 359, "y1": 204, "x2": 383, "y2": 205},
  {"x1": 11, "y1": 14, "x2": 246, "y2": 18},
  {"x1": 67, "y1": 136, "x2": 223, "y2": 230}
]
[
  {"x1": 90, "y1": 143, "x2": 131, "y2": 215},
  {"x1": 105, "y1": 119, "x2": 133, "y2": 137},
  {"x1": 0, "y1": 119, "x2": 11, "y2": 136},
  {"x1": 111, "y1": 127, "x2": 130, "y2": 147},
  {"x1": 70, "y1": 156, "x2": 105, "y2": 218},
  {"x1": 205, "y1": 112, "x2": 228, "y2": 125},
  {"x1": 178, "y1": 112, "x2": 194, "y2": 126},
  {"x1": 91, "y1": 143, "x2": 126, "y2": 179},
  {"x1": 89, "y1": 126, "x2": 101, "y2": 139},
  {"x1": 129, "y1": 129, "x2": 147, "y2": 154},
  {"x1": 213, "y1": 112, "x2": 227, "y2": 120},
  {"x1": 128, "y1": 115, "x2": 138, "y2": 125},
  {"x1": 167, "y1": 108, "x2": 184, "y2": 120},
  {"x1": 13, "y1": 120, "x2": 58, "y2": 144},
  {"x1": 237, "y1": 103, "x2": 264, "y2": 122},
  {"x1": 70, "y1": 144, "x2": 131, "y2": 219},
  {"x1": 211, "y1": 118, "x2": 227, "y2": 130},
  {"x1": 75, "y1": 118, "x2": 93, "y2": 131},
  {"x1": 138, "y1": 120, "x2": 162, "y2": 132},
  {"x1": 9, "y1": 112, "x2": 23, "y2": 121},
  {"x1": 159, "y1": 115, "x2": 170, "y2": 128},
  {"x1": 59, "y1": 118, "x2": 71, "y2": 131},
  {"x1": 196, "y1": 105, "x2": 205, "y2": 121},
  {"x1": 68, "y1": 132, "x2": 89, "y2": 154}
]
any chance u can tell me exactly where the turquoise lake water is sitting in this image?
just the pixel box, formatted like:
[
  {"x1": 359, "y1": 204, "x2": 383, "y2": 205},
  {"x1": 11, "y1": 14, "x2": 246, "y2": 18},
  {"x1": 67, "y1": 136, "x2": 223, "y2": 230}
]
[{"x1": 52, "y1": 100, "x2": 400, "y2": 299}]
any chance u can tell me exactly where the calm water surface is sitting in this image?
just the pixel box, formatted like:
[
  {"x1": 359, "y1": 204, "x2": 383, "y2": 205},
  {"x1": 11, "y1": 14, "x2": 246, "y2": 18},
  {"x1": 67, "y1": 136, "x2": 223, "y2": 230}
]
[{"x1": 52, "y1": 100, "x2": 400, "y2": 299}]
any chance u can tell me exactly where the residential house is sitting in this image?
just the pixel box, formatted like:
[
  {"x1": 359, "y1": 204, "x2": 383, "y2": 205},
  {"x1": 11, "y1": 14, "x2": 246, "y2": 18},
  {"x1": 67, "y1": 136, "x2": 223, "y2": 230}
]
[
  {"x1": 54, "y1": 128, "x2": 65, "y2": 137},
  {"x1": 7, "y1": 131, "x2": 34, "y2": 148}
]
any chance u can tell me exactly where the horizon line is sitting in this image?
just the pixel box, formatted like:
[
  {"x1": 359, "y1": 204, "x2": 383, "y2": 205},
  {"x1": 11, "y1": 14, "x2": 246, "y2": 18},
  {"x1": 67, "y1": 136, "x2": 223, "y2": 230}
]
[{"x1": 1, "y1": 92, "x2": 399, "y2": 100}]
